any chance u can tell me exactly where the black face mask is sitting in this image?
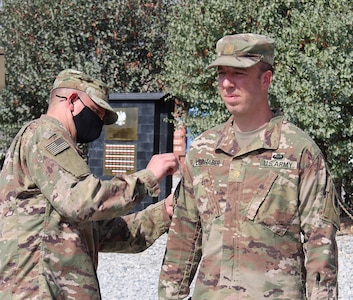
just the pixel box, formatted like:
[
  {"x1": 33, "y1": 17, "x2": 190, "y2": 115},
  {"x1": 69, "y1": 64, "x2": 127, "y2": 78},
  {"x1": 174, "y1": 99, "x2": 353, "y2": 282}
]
[{"x1": 73, "y1": 102, "x2": 104, "y2": 143}]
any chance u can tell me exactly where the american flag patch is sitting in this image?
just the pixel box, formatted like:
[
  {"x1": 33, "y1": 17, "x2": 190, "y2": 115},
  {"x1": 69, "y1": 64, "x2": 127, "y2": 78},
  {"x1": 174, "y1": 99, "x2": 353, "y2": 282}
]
[{"x1": 46, "y1": 137, "x2": 70, "y2": 155}]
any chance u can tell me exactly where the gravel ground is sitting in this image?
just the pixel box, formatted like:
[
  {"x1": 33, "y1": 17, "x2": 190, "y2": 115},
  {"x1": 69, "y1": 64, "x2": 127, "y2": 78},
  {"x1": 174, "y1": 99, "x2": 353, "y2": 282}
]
[
  {"x1": 97, "y1": 232, "x2": 353, "y2": 300},
  {"x1": 97, "y1": 234, "x2": 168, "y2": 300}
]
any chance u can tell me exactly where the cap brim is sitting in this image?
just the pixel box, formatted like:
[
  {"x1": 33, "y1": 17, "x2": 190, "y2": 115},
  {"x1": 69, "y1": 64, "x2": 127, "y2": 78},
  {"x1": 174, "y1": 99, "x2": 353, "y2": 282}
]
[
  {"x1": 207, "y1": 56, "x2": 261, "y2": 69},
  {"x1": 103, "y1": 110, "x2": 118, "y2": 125}
]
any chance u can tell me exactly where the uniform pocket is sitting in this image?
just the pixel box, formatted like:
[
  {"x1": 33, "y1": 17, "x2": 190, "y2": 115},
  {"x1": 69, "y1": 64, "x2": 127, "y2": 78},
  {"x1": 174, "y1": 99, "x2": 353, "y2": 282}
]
[
  {"x1": 320, "y1": 177, "x2": 340, "y2": 230},
  {"x1": 246, "y1": 170, "x2": 298, "y2": 236}
]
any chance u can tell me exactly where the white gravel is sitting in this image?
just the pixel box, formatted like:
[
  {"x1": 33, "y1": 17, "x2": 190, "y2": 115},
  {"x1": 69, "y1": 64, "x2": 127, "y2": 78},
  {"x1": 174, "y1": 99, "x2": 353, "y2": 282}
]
[
  {"x1": 337, "y1": 234, "x2": 353, "y2": 299},
  {"x1": 97, "y1": 233, "x2": 353, "y2": 300},
  {"x1": 97, "y1": 234, "x2": 168, "y2": 300}
]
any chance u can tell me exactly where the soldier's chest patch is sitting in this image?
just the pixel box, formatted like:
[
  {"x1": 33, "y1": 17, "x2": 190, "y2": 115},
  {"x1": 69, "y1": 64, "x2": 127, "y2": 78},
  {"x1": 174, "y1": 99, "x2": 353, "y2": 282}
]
[
  {"x1": 192, "y1": 159, "x2": 223, "y2": 167},
  {"x1": 260, "y1": 153, "x2": 297, "y2": 169}
]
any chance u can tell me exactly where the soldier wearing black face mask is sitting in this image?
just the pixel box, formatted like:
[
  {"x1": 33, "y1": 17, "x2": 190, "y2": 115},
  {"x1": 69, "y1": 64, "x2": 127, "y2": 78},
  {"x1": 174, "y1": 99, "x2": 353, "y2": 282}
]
[
  {"x1": 72, "y1": 97, "x2": 104, "y2": 143},
  {"x1": 52, "y1": 69, "x2": 118, "y2": 144},
  {"x1": 0, "y1": 69, "x2": 178, "y2": 299},
  {"x1": 55, "y1": 94, "x2": 104, "y2": 143}
]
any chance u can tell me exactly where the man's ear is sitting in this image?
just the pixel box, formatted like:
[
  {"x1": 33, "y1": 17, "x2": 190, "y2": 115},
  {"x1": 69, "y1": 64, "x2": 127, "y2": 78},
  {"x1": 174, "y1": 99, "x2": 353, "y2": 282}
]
[
  {"x1": 262, "y1": 70, "x2": 273, "y2": 88},
  {"x1": 68, "y1": 92, "x2": 79, "y2": 104},
  {"x1": 67, "y1": 92, "x2": 79, "y2": 114}
]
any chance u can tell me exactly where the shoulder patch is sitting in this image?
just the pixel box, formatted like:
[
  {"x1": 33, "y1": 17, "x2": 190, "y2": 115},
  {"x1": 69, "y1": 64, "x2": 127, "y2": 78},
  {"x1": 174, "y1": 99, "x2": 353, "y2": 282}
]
[
  {"x1": 46, "y1": 137, "x2": 70, "y2": 156},
  {"x1": 43, "y1": 131, "x2": 56, "y2": 140}
]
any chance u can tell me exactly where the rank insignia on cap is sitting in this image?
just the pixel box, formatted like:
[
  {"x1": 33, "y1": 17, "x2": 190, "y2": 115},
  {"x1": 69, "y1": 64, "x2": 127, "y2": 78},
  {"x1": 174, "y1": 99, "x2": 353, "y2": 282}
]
[
  {"x1": 224, "y1": 44, "x2": 234, "y2": 55},
  {"x1": 46, "y1": 137, "x2": 70, "y2": 155}
]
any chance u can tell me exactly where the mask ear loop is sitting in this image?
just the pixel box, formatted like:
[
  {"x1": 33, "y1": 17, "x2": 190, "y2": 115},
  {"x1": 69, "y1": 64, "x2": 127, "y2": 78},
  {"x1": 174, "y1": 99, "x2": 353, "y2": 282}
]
[
  {"x1": 55, "y1": 94, "x2": 80, "y2": 140},
  {"x1": 55, "y1": 94, "x2": 75, "y2": 116},
  {"x1": 77, "y1": 97, "x2": 86, "y2": 107}
]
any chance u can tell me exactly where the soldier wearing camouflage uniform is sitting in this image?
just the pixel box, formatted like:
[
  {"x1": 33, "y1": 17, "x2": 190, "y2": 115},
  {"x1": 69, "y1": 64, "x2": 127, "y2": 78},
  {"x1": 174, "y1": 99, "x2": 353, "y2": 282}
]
[
  {"x1": 0, "y1": 69, "x2": 178, "y2": 299},
  {"x1": 159, "y1": 34, "x2": 339, "y2": 299}
]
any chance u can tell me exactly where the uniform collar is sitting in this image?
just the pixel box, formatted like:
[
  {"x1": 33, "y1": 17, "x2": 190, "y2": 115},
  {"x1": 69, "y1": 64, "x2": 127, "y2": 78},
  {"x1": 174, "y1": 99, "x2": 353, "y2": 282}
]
[{"x1": 215, "y1": 109, "x2": 283, "y2": 156}]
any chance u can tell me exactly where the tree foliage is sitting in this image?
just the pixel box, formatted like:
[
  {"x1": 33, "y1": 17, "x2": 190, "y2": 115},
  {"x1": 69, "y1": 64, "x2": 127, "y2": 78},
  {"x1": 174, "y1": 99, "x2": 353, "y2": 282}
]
[
  {"x1": 0, "y1": 0, "x2": 171, "y2": 154},
  {"x1": 0, "y1": 0, "x2": 353, "y2": 206},
  {"x1": 163, "y1": 0, "x2": 353, "y2": 205}
]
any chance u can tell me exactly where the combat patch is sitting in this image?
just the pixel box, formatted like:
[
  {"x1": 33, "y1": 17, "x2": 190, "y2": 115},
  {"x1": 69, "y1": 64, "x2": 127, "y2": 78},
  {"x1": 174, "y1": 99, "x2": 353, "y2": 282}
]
[
  {"x1": 192, "y1": 159, "x2": 223, "y2": 167},
  {"x1": 46, "y1": 137, "x2": 70, "y2": 156},
  {"x1": 260, "y1": 153, "x2": 297, "y2": 169}
]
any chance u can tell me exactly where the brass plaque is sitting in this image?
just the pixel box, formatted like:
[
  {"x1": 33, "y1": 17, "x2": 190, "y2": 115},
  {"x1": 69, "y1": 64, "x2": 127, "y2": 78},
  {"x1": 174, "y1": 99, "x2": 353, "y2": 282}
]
[
  {"x1": 103, "y1": 143, "x2": 137, "y2": 176},
  {"x1": 104, "y1": 107, "x2": 138, "y2": 141}
]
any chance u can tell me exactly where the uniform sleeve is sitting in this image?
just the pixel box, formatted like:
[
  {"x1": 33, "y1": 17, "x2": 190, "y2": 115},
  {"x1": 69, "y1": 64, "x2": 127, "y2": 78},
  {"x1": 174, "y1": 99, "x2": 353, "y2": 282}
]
[
  {"x1": 299, "y1": 152, "x2": 340, "y2": 299},
  {"x1": 25, "y1": 125, "x2": 159, "y2": 222},
  {"x1": 96, "y1": 199, "x2": 171, "y2": 253},
  {"x1": 159, "y1": 160, "x2": 202, "y2": 300}
]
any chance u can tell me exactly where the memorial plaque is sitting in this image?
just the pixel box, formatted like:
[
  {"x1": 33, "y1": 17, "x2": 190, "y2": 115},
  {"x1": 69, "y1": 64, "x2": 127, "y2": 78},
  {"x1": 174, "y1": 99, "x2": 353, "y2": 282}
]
[
  {"x1": 103, "y1": 143, "x2": 137, "y2": 176},
  {"x1": 88, "y1": 93, "x2": 174, "y2": 211},
  {"x1": 104, "y1": 107, "x2": 138, "y2": 141}
]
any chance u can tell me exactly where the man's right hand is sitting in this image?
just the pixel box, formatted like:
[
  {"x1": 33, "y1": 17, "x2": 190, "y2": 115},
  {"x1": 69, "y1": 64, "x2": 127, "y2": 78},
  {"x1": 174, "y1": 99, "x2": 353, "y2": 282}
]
[{"x1": 146, "y1": 153, "x2": 178, "y2": 182}]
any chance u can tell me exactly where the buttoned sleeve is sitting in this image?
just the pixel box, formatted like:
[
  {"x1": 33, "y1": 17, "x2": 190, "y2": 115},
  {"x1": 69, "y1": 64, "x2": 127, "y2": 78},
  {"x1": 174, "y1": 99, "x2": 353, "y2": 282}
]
[
  {"x1": 158, "y1": 159, "x2": 202, "y2": 300},
  {"x1": 96, "y1": 199, "x2": 171, "y2": 253},
  {"x1": 298, "y1": 151, "x2": 339, "y2": 299}
]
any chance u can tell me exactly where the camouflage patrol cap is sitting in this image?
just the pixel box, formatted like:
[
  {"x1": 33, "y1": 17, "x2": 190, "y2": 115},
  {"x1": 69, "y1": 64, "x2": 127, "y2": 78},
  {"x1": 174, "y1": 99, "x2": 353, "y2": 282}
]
[
  {"x1": 52, "y1": 69, "x2": 118, "y2": 125},
  {"x1": 207, "y1": 33, "x2": 274, "y2": 69}
]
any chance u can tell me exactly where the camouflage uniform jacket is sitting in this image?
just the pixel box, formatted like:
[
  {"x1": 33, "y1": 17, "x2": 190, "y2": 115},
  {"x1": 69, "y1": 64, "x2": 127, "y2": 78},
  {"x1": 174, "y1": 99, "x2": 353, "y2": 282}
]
[
  {"x1": 159, "y1": 114, "x2": 340, "y2": 300},
  {"x1": 0, "y1": 115, "x2": 171, "y2": 299}
]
